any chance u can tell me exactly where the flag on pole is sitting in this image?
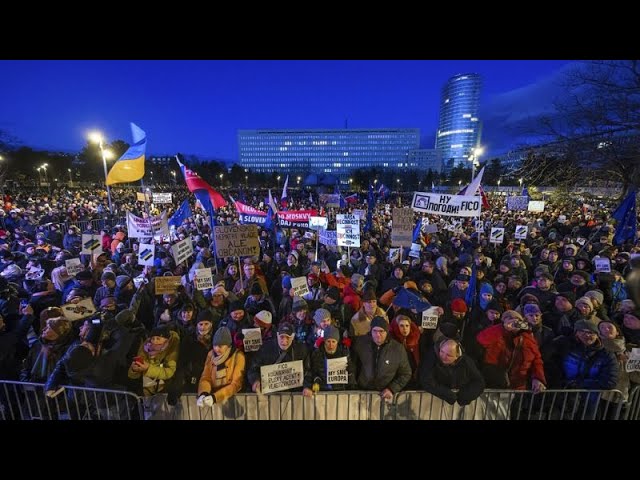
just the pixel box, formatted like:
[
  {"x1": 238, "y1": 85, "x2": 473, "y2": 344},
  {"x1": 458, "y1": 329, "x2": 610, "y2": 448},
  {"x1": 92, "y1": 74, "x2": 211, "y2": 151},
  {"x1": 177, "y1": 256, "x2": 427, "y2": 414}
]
[
  {"x1": 281, "y1": 175, "x2": 289, "y2": 208},
  {"x1": 612, "y1": 189, "x2": 637, "y2": 245},
  {"x1": 365, "y1": 184, "x2": 374, "y2": 232},
  {"x1": 106, "y1": 123, "x2": 146, "y2": 185},
  {"x1": 168, "y1": 199, "x2": 193, "y2": 228},
  {"x1": 175, "y1": 156, "x2": 227, "y2": 209},
  {"x1": 412, "y1": 217, "x2": 423, "y2": 243},
  {"x1": 344, "y1": 193, "x2": 358, "y2": 204},
  {"x1": 378, "y1": 183, "x2": 390, "y2": 199},
  {"x1": 457, "y1": 166, "x2": 485, "y2": 196},
  {"x1": 521, "y1": 184, "x2": 529, "y2": 197},
  {"x1": 478, "y1": 185, "x2": 491, "y2": 210}
]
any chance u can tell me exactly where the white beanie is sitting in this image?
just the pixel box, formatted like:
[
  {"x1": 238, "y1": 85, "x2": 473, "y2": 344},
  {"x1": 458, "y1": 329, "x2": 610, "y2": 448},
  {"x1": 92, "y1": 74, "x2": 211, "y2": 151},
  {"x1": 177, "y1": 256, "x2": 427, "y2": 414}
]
[{"x1": 254, "y1": 310, "x2": 272, "y2": 326}]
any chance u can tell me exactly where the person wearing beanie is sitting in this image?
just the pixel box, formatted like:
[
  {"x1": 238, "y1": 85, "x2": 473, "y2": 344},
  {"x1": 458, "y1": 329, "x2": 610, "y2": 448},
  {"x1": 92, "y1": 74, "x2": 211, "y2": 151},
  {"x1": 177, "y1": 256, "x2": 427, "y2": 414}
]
[
  {"x1": 93, "y1": 271, "x2": 117, "y2": 309},
  {"x1": 449, "y1": 298, "x2": 468, "y2": 320},
  {"x1": 419, "y1": 337, "x2": 485, "y2": 409},
  {"x1": 116, "y1": 275, "x2": 132, "y2": 290},
  {"x1": 244, "y1": 279, "x2": 276, "y2": 318},
  {"x1": 20, "y1": 316, "x2": 74, "y2": 384},
  {"x1": 128, "y1": 325, "x2": 179, "y2": 396},
  {"x1": 585, "y1": 290, "x2": 611, "y2": 322},
  {"x1": 475, "y1": 310, "x2": 546, "y2": 392},
  {"x1": 282, "y1": 296, "x2": 315, "y2": 348},
  {"x1": 353, "y1": 313, "x2": 411, "y2": 401},
  {"x1": 218, "y1": 299, "x2": 251, "y2": 339},
  {"x1": 545, "y1": 319, "x2": 618, "y2": 399},
  {"x1": 575, "y1": 296, "x2": 597, "y2": 323},
  {"x1": 306, "y1": 324, "x2": 357, "y2": 392},
  {"x1": 247, "y1": 320, "x2": 312, "y2": 395},
  {"x1": 522, "y1": 303, "x2": 555, "y2": 357},
  {"x1": 197, "y1": 326, "x2": 246, "y2": 406},
  {"x1": 518, "y1": 269, "x2": 557, "y2": 313}
]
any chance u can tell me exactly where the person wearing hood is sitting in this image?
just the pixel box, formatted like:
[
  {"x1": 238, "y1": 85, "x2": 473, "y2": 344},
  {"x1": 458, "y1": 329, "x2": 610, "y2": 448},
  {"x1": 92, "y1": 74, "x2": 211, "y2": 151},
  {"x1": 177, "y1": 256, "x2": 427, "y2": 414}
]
[
  {"x1": 598, "y1": 320, "x2": 637, "y2": 414},
  {"x1": 20, "y1": 316, "x2": 74, "y2": 383},
  {"x1": 419, "y1": 337, "x2": 485, "y2": 407},
  {"x1": 389, "y1": 314, "x2": 421, "y2": 387}
]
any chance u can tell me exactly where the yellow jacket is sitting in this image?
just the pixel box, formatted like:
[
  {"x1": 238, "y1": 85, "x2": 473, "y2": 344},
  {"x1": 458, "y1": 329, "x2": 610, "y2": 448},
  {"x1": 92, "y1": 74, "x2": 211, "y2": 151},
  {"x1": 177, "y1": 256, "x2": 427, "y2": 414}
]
[{"x1": 198, "y1": 349, "x2": 245, "y2": 404}]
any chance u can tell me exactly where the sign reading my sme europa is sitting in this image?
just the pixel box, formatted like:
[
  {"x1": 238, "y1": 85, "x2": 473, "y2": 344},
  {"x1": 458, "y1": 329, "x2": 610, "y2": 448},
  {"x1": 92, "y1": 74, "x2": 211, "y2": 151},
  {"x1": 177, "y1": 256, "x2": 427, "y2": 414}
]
[
  {"x1": 411, "y1": 192, "x2": 482, "y2": 217},
  {"x1": 213, "y1": 225, "x2": 260, "y2": 258}
]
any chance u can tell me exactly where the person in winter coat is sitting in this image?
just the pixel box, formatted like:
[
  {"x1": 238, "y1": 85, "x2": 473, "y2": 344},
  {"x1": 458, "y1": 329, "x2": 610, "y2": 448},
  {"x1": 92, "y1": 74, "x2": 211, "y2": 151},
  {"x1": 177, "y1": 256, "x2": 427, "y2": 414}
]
[
  {"x1": 128, "y1": 326, "x2": 180, "y2": 396},
  {"x1": 305, "y1": 325, "x2": 356, "y2": 392},
  {"x1": 419, "y1": 337, "x2": 485, "y2": 406},
  {"x1": 0, "y1": 304, "x2": 33, "y2": 379},
  {"x1": 353, "y1": 316, "x2": 412, "y2": 401},
  {"x1": 20, "y1": 316, "x2": 74, "y2": 383},
  {"x1": 389, "y1": 314, "x2": 421, "y2": 386},
  {"x1": 475, "y1": 310, "x2": 546, "y2": 392},
  {"x1": 196, "y1": 327, "x2": 246, "y2": 406}
]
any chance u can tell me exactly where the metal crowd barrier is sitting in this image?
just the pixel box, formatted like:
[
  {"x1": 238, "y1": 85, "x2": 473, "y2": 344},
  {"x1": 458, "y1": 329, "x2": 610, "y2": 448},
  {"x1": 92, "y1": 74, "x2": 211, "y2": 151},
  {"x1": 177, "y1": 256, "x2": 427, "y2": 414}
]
[
  {"x1": 144, "y1": 391, "x2": 392, "y2": 421},
  {"x1": 0, "y1": 381, "x2": 144, "y2": 420},
  {"x1": 64, "y1": 217, "x2": 127, "y2": 232},
  {"x1": 392, "y1": 389, "x2": 627, "y2": 420},
  {"x1": 625, "y1": 385, "x2": 640, "y2": 420}
]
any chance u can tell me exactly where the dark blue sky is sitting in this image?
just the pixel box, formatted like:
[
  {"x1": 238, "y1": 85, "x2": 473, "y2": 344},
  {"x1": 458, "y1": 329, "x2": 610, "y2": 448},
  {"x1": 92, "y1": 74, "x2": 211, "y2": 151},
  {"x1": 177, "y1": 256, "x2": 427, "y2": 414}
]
[{"x1": 0, "y1": 60, "x2": 574, "y2": 162}]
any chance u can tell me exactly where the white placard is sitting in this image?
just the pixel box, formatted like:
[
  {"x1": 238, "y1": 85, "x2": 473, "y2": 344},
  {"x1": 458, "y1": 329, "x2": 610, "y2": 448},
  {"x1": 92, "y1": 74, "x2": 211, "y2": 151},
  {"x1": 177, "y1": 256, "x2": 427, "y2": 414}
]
[
  {"x1": 126, "y1": 211, "x2": 170, "y2": 238},
  {"x1": 392, "y1": 208, "x2": 413, "y2": 247},
  {"x1": 528, "y1": 201, "x2": 545, "y2": 212},
  {"x1": 576, "y1": 237, "x2": 586, "y2": 246},
  {"x1": 291, "y1": 276, "x2": 310, "y2": 298},
  {"x1": 61, "y1": 298, "x2": 97, "y2": 322},
  {"x1": 138, "y1": 243, "x2": 155, "y2": 266},
  {"x1": 626, "y1": 349, "x2": 640, "y2": 373},
  {"x1": 195, "y1": 268, "x2": 213, "y2": 291},
  {"x1": 594, "y1": 257, "x2": 611, "y2": 273},
  {"x1": 490, "y1": 227, "x2": 505, "y2": 244},
  {"x1": 65, "y1": 258, "x2": 84, "y2": 277},
  {"x1": 353, "y1": 209, "x2": 366, "y2": 219},
  {"x1": 336, "y1": 214, "x2": 361, "y2": 247},
  {"x1": 171, "y1": 236, "x2": 193, "y2": 265},
  {"x1": 411, "y1": 192, "x2": 482, "y2": 217},
  {"x1": 475, "y1": 221, "x2": 484, "y2": 233},
  {"x1": 308, "y1": 216, "x2": 328, "y2": 230},
  {"x1": 81, "y1": 234, "x2": 101, "y2": 255},
  {"x1": 514, "y1": 225, "x2": 528, "y2": 240},
  {"x1": 409, "y1": 242, "x2": 421, "y2": 258},
  {"x1": 242, "y1": 328, "x2": 263, "y2": 352},
  {"x1": 423, "y1": 223, "x2": 439, "y2": 234},
  {"x1": 326, "y1": 356, "x2": 349, "y2": 385},
  {"x1": 152, "y1": 193, "x2": 173, "y2": 204},
  {"x1": 260, "y1": 360, "x2": 304, "y2": 394},
  {"x1": 388, "y1": 248, "x2": 401, "y2": 263},
  {"x1": 421, "y1": 310, "x2": 439, "y2": 329},
  {"x1": 318, "y1": 228, "x2": 337, "y2": 247}
]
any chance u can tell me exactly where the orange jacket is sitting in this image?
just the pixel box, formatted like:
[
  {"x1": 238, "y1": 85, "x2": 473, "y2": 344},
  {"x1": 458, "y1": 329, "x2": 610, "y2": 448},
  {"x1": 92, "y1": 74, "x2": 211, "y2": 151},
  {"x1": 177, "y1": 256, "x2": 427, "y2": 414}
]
[{"x1": 198, "y1": 349, "x2": 246, "y2": 404}]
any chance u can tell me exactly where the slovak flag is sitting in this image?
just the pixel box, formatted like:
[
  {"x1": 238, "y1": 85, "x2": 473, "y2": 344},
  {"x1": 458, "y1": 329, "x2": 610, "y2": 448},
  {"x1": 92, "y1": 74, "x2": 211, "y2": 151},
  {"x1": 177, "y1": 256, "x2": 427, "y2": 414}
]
[
  {"x1": 175, "y1": 156, "x2": 227, "y2": 209},
  {"x1": 378, "y1": 184, "x2": 390, "y2": 198},
  {"x1": 344, "y1": 193, "x2": 358, "y2": 204}
]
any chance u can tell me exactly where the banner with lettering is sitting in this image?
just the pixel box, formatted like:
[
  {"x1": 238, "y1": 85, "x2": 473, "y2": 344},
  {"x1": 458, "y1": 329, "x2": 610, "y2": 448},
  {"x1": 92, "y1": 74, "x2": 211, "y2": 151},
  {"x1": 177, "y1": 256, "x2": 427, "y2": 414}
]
[{"x1": 411, "y1": 192, "x2": 482, "y2": 217}]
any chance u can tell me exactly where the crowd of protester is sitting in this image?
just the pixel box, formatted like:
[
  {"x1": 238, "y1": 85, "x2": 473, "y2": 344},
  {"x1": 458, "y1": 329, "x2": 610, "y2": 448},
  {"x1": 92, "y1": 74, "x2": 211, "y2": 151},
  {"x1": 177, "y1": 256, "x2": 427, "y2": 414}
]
[{"x1": 0, "y1": 183, "x2": 639, "y2": 419}]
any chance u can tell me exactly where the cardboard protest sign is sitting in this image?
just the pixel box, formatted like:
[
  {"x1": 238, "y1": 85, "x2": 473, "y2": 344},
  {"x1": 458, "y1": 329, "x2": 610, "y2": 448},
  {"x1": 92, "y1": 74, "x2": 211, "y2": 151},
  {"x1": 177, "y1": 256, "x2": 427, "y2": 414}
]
[
  {"x1": 154, "y1": 276, "x2": 182, "y2": 295},
  {"x1": 65, "y1": 258, "x2": 84, "y2": 277},
  {"x1": 490, "y1": 227, "x2": 505, "y2": 244},
  {"x1": 213, "y1": 225, "x2": 260, "y2": 258},
  {"x1": 138, "y1": 243, "x2": 155, "y2": 267},
  {"x1": 392, "y1": 208, "x2": 413, "y2": 246},
  {"x1": 421, "y1": 309, "x2": 439, "y2": 329},
  {"x1": 171, "y1": 236, "x2": 193, "y2": 265},
  {"x1": 594, "y1": 257, "x2": 611, "y2": 273},
  {"x1": 260, "y1": 360, "x2": 304, "y2": 394}
]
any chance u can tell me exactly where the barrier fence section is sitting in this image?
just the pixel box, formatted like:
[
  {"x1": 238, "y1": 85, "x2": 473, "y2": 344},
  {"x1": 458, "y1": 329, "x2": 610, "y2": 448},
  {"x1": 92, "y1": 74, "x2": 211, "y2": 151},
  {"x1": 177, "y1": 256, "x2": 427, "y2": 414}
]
[
  {"x1": 2, "y1": 381, "x2": 639, "y2": 420},
  {"x1": 0, "y1": 381, "x2": 144, "y2": 420}
]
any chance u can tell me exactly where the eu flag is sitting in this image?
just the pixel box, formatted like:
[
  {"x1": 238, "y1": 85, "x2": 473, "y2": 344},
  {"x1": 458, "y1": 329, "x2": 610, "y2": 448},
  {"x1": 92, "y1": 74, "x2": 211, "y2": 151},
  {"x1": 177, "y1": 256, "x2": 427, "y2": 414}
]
[
  {"x1": 612, "y1": 189, "x2": 637, "y2": 245},
  {"x1": 168, "y1": 199, "x2": 192, "y2": 229}
]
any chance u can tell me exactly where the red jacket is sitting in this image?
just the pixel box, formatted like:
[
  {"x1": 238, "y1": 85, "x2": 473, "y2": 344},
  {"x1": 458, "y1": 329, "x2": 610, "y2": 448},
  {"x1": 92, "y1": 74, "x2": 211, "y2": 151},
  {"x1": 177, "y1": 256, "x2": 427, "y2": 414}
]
[
  {"x1": 476, "y1": 324, "x2": 546, "y2": 390},
  {"x1": 342, "y1": 283, "x2": 362, "y2": 314},
  {"x1": 389, "y1": 320, "x2": 421, "y2": 373}
]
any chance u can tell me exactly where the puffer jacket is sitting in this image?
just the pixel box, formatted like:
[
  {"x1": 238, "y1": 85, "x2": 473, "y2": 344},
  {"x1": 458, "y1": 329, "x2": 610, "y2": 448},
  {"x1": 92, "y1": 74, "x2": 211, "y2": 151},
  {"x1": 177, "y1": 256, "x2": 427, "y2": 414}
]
[
  {"x1": 353, "y1": 335, "x2": 412, "y2": 393},
  {"x1": 127, "y1": 330, "x2": 180, "y2": 396},
  {"x1": 198, "y1": 348, "x2": 245, "y2": 404}
]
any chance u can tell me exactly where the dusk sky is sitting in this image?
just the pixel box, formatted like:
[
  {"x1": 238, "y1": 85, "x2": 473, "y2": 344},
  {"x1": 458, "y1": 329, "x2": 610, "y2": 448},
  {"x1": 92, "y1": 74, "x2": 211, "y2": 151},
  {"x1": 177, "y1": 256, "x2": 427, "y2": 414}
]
[{"x1": 0, "y1": 60, "x2": 575, "y2": 162}]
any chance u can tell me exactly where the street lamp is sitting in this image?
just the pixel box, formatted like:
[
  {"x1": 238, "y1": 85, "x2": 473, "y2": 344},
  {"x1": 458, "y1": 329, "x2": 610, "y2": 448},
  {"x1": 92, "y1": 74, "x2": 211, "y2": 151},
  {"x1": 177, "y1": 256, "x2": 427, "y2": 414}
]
[
  {"x1": 458, "y1": 179, "x2": 462, "y2": 186},
  {"x1": 88, "y1": 131, "x2": 114, "y2": 213},
  {"x1": 519, "y1": 177, "x2": 523, "y2": 188},
  {"x1": 277, "y1": 175, "x2": 281, "y2": 188},
  {"x1": 68, "y1": 168, "x2": 73, "y2": 187},
  {"x1": 297, "y1": 176, "x2": 301, "y2": 186},
  {"x1": 245, "y1": 175, "x2": 248, "y2": 187},
  {"x1": 36, "y1": 167, "x2": 42, "y2": 184},
  {"x1": 40, "y1": 164, "x2": 49, "y2": 185},
  {"x1": 219, "y1": 173, "x2": 224, "y2": 186}
]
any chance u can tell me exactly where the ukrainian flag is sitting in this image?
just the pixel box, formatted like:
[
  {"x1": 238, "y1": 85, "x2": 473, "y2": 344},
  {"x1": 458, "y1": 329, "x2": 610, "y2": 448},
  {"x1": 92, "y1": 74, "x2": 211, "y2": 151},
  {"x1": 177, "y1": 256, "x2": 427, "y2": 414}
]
[{"x1": 106, "y1": 123, "x2": 146, "y2": 185}]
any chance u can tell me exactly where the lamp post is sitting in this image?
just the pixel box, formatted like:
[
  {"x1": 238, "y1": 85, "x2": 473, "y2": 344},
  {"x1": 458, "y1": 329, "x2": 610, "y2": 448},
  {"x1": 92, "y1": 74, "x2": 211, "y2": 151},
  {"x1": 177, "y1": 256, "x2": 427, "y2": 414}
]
[
  {"x1": 519, "y1": 177, "x2": 523, "y2": 188},
  {"x1": 68, "y1": 168, "x2": 73, "y2": 187},
  {"x1": 89, "y1": 132, "x2": 114, "y2": 213},
  {"x1": 297, "y1": 176, "x2": 301, "y2": 186},
  {"x1": 277, "y1": 175, "x2": 281, "y2": 189},
  {"x1": 219, "y1": 173, "x2": 224, "y2": 187},
  {"x1": 41, "y1": 163, "x2": 48, "y2": 183},
  {"x1": 36, "y1": 167, "x2": 42, "y2": 185}
]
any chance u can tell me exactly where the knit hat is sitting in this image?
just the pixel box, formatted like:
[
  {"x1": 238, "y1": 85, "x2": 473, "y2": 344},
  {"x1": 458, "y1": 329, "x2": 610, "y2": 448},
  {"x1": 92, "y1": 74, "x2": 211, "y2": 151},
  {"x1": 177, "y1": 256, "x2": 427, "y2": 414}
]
[
  {"x1": 282, "y1": 275, "x2": 292, "y2": 289},
  {"x1": 538, "y1": 272, "x2": 554, "y2": 281},
  {"x1": 197, "y1": 310, "x2": 214, "y2": 323},
  {"x1": 116, "y1": 275, "x2": 132, "y2": 289},
  {"x1": 101, "y1": 271, "x2": 116, "y2": 282},
  {"x1": 480, "y1": 283, "x2": 494, "y2": 296},
  {"x1": 115, "y1": 309, "x2": 135, "y2": 327},
  {"x1": 370, "y1": 316, "x2": 389, "y2": 332},
  {"x1": 292, "y1": 296, "x2": 308, "y2": 312},
  {"x1": 211, "y1": 284, "x2": 229, "y2": 298},
  {"x1": 307, "y1": 273, "x2": 319, "y2": 283},
  {"x1": 556, "y1": 291, "x2": 576, "y2": 304},
  {"x1": 574, "y1": 320, "x2": 598, "y2": 334},
  {"x1": 149, "y1": 326, "x2": 171, "y2": 339},
  {"x1": 534, "y1": 264, "x2": 550, "y2": 276},
  {"x1": 339, "y1": 265, "x2": 352, "y2": 277},
  {"x1": 571, "y1": 270, "x2": 590, "y2": 282},
  {"x1": 575, "y1": 296, "x2": 594, "y2": 309},
  {"x1": 289, "y1": 250, "x2": 299, "y2": 260},
  {"x1": 523, "y1": 303, "x2": 541, "y2": 315},
  {"x1": 46, "y1": 317, "x2": 72, "y2": 338},
  {"x1": 75, "y1": 270, "x2": 93, "y2": 281},
  {"x1": 212, "y1": 326, "x2": 232, "y2": 346},
  {"x1": 100, "y1": 296, "x2": 116, "y2": 308},
  {"x1": 485, "y1": 300, "x2": 503, "y2": 314},
  {"x1": 325, "y1": 286, "x2": 341, "y2": 302},
  {"x1": 229, "y1": 300, "x2": 244, "y2": 313},
  {"x1": 254, "y1": 310, "x2": 273, "y2": 328},
  {"x1": 455, "y1": 273, "x2": 470, "y2": 282},
  {"x1": 450, "y1": 298, "x2": 468, "y2": 314},
  {"x1": 585, "y1": 290, "x2": 604, "y2": 305},
  {"x1": 323, "y1": 325, "x2": 340, "y2": 342},
  {"x1": 313, "y1": 308, "x2": 331, "y2": 326}
]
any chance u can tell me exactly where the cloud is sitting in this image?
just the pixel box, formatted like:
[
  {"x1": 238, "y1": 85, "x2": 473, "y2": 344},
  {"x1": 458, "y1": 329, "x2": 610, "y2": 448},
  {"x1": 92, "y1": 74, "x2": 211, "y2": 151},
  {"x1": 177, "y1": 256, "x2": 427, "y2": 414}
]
[{"x1": 481, "y1": 62, "x2": 578, "y2": 155}]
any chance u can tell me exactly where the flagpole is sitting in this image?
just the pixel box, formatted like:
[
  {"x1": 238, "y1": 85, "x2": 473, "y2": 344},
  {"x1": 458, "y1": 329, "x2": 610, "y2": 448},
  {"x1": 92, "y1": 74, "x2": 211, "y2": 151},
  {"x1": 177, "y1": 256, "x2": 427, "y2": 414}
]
[{"x1": 140, "y1": 179, "x2": 156, "y2": 240}]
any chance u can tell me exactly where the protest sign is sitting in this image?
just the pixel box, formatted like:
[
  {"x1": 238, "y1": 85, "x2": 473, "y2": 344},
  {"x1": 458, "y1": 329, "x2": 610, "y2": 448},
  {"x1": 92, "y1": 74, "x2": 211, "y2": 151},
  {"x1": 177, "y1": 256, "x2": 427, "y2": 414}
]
[{"x1": 260, "y1": 361, "x2": 304, "y2": 394}]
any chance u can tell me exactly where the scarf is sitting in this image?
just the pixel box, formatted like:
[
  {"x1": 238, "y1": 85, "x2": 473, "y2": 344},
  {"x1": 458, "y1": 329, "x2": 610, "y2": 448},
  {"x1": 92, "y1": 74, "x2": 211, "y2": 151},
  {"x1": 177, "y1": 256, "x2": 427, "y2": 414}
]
[
  {"x1": 212, "y1": 347, "x2": 231, "y2": 366},
  {"x1": 144, "y1": 338, "x2": 169, "y2": 357}
]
